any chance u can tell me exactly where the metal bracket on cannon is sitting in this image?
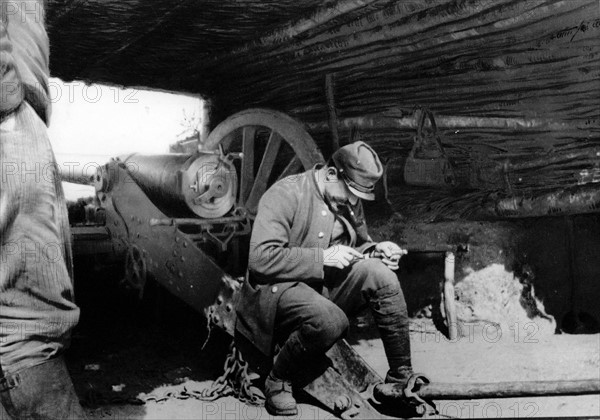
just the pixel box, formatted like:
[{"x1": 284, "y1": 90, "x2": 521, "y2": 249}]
[{"x1": 149, "y1": 207, "x2": 251, "y2": 253}]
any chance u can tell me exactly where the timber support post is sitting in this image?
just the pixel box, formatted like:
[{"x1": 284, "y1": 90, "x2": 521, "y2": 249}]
[
  {"x1": 443, "y1": 252, "x2": 458, "y2": 340},
  {"x1": 325, "y1": 73, "x2": 340, "y2": 152}
]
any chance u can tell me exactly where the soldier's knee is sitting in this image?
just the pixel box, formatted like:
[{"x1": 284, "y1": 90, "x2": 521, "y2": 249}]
[
  {"x1": 356, "y1": 259, "x2": 400, "y2": 294},
  {"x1": 302, "y1": 302, "x2": 348, "y2": 350},
  {"x1": 323, "y1": 303, "x2": 349, "y2": 340}
]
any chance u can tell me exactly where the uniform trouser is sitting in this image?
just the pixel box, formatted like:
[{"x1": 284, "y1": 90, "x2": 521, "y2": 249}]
[
  {"x1": 0, "y1": 356, "x2": 85, "y2": 420},
  {"x1": 272, "y1": 258, "x2": 411, "y2": 382}
]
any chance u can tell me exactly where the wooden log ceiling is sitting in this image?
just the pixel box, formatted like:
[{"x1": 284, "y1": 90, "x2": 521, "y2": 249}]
[
  {"x1": 45, "y1": 0, "x2": 600, "y2": 219},
  {"x1": 201, "y1": 0, "x2": 599, "y2": 206},
  {"x1": 202, "y1": 1, "x2": 599, "y2": 124}
]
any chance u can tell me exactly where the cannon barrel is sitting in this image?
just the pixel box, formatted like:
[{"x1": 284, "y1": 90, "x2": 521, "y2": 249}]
[
  {"x1": 98, "y1": 153, "x2": 237, "y2": 219},
  {"x1": 55, "y1": 153, "x2": 111, "y2": 185}
]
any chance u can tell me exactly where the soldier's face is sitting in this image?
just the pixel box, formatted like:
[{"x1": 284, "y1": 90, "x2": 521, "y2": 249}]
[{"x1": 324, "y1": 179, "x2": 359, "y2": 208}]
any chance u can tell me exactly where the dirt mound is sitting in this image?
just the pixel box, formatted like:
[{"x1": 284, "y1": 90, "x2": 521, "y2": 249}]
[{"x1": 453, "y1": 264, "x2": 556, "y2": 338}]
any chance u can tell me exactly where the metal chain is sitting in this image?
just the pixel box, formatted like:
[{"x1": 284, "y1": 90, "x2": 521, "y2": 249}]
[
  {"x1": 139, "y1": 341, "x2": 265, "y2": 406},
  {"x1": 88, "y1": 308, "x2": 264, "y2": 408},
  {"x1": 190, "y1": 341, "x2": 265, "y2": 406}
]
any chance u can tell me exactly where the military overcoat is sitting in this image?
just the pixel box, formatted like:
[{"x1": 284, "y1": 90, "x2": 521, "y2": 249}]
[{"x1": 235, "y1": 166, "x2": 374, "y2": 356}]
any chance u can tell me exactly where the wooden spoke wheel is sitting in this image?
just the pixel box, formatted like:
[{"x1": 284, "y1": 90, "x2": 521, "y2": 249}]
[{"x1": 204, "y1": 109, "x2": 324, "y2": 216}]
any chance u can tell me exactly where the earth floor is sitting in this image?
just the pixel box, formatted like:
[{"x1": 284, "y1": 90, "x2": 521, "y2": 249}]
[{"x1": 67, "y1": 276, "x2": 599, "y2": 420}]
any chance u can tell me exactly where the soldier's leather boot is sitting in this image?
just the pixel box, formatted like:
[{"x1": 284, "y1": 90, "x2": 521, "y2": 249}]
[
  {"x1": 265, "y1": 331, "x2": 306, "y2": 416},
  {"x1": 385, "y1": 365, "x2": 414, "y2": 385},
  {"x1": 264, "y1": 373, "x2": 298, "y2": 416},
  {"x1": 369, "y1": 286, "x2": 413, "y2": 385},
  {"x1": 370, "y1": 290, "x2": 435, "y2": 416}
]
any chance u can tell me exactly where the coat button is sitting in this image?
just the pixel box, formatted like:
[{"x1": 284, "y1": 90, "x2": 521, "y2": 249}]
[
  {"x1": 271, "y1": 286, "x2": 278, "y2": 293},
  {"x1": 318, "y1": 232, "x2": 324, "y2": 238},
  {"x1": 321, "y1": 210, "x2": 327, "y2": 216}
]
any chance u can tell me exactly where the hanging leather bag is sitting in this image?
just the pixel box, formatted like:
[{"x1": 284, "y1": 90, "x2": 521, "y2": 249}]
[{"x1": 404, "y1": 108, "x2": 456, "y2": 188}]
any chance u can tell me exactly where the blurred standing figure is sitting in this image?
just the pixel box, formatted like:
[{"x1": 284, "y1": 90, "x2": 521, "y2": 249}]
[{"x1": 1, "y1": 1, "x2": 85, "y2": 418}]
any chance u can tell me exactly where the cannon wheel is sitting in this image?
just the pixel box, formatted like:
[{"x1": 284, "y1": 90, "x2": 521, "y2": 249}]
[{"x1": 203, "y1": 109, "x2": 325, "y2": 216}]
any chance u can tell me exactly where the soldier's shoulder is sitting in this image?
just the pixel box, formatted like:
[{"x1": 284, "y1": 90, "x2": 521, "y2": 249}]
[
  {"x1": 259, "y1": 171, "x2": 310, "y2": 210},
  {"x1": 268, "y1": 170, "x2": 310, "y2": 195}
]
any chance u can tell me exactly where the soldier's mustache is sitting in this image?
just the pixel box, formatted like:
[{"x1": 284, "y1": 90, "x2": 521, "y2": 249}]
[{"x1": 324, "y1": 191, "x2": 349, "y2": 212}]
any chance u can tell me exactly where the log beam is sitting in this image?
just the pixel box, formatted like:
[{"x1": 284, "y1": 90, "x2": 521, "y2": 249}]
[
  {"x1": 307, "y1": 114, "x2": 582, "y2": 132},
  {"x1": 375, "y1": 379, "x2": 600, "y2": 400},
  {"x1": 494, "y1": 183, "x2": 600, "y2": 218}
]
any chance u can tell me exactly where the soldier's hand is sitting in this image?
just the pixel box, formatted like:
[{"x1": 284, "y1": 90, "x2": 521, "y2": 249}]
[
  {"x1": 373, "y1": 241, "x2": 407, "y2": 271},
  {"x1": 323, "y1": 245, "x2": 364, "y2": 269}
]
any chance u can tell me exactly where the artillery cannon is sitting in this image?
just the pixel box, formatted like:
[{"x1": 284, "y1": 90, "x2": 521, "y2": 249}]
[
  {"x1": 62, "y1": 109, "x2": 600, "y2": 419},
  {"x1": 63, "y1": 109, "x2": 395, "y2": 418}
]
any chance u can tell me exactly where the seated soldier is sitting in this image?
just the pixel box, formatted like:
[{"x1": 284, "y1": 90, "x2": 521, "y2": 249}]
[{"x1": 236, "y1": 141, "x2": 415, "y2": 416}]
